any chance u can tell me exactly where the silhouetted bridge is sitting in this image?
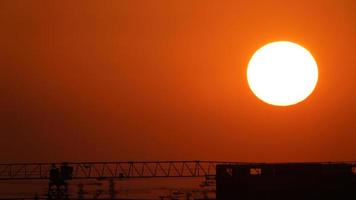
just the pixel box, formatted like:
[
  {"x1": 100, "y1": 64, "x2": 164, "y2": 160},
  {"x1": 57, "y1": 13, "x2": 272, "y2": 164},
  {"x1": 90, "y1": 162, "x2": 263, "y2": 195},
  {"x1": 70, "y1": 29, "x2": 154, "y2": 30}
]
[
  {"x1": 1, "y1": 161, "x2": 355, "y2": 200},
  {"x1": 0, "y1": 161, "x2": 240, "y2": 180}
]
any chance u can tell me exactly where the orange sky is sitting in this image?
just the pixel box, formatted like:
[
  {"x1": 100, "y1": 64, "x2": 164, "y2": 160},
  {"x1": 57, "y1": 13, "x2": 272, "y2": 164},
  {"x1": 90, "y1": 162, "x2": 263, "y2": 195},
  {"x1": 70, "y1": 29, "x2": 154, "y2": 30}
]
[{"x1": 1, "y1": 0, "x2": 355, "y2": 163}]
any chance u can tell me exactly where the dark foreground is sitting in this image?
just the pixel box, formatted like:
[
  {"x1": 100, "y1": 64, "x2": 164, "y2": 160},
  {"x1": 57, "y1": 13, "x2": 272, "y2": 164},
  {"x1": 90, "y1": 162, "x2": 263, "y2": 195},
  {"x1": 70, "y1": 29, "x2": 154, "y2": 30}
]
[{"x1": 217, "y1": 162, "x2": 356, "y2": 200}]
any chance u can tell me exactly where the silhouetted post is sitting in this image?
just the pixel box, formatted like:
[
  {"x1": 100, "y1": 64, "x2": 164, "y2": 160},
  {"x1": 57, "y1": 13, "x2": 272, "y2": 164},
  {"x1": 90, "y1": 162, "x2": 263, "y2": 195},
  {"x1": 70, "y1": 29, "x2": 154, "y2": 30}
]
[
  {"x1": 77, "y1": 183, "x2": 84, "y2": 200},
  {"x1": 108, "y1": 179, "x2": 116, "y2": 199}
]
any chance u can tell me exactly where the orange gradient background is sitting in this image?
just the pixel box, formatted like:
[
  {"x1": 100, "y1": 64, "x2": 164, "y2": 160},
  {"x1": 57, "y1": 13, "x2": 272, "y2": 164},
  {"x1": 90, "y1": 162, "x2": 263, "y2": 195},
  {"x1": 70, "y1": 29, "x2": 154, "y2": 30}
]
[{"x1": 1, "y1": 0, "x2": 355, "y2": 163}]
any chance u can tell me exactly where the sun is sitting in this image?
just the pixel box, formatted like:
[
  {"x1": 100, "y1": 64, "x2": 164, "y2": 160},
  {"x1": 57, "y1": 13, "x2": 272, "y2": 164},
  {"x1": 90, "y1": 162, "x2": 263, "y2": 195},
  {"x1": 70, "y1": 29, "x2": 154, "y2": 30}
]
[{"x1": 247, "y1": 41, "x2": 318, "y2": 106}]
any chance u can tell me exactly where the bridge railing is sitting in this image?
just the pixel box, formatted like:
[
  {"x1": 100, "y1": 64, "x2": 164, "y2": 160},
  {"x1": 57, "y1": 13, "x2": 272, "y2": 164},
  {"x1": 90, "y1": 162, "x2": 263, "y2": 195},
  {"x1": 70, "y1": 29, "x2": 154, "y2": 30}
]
[{"x1": 0, "y1": 161, "x2": 239, "y2": 180}]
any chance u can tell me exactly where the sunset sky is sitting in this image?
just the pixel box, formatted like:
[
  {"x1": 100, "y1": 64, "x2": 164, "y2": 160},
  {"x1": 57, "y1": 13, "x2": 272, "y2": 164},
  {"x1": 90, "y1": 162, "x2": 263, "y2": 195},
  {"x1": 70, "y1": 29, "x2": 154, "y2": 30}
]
[{"x1": 1, "y1": 0, "x2": 355, "y2": 163}]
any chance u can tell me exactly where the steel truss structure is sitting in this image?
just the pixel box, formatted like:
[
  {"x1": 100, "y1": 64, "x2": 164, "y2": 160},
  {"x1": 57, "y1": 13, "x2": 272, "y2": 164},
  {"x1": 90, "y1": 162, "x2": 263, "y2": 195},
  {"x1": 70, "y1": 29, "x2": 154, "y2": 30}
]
[{"x1": 0, "y1": 161, "x2": 239, "y2": 180}]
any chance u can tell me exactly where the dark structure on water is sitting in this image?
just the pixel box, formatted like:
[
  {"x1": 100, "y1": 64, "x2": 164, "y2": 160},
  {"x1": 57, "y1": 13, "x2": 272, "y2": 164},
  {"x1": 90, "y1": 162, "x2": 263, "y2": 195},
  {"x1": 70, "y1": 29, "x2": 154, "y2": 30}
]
[
  {"x1": 216, "y1": 162, "x2": 356, "y2": 200},
  {"x1": 1, "y1": 161, "x2": 356, "y2": 199}
]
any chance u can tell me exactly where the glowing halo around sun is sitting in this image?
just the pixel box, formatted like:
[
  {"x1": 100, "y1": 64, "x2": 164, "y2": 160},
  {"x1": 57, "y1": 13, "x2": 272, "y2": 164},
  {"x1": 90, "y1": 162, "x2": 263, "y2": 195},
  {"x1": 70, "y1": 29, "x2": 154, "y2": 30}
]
[{"x1": 247, "y1": 41, "x2": 318, "y2": 106}]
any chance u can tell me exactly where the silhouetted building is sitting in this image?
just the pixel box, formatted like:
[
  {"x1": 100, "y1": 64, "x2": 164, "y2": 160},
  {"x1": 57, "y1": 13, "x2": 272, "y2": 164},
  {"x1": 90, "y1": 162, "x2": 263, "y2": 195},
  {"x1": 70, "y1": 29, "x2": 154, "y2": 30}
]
[{"x1": 216, "y1": 163, "x2": 356, "y2": 200}]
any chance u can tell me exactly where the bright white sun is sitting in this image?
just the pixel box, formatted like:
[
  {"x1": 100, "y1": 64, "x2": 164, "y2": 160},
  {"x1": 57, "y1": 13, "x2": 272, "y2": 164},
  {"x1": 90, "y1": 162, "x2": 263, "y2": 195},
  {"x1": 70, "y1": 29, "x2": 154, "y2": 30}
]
[{"x1": 247, "y1": 41, "x2": 318, "y2": 106}]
